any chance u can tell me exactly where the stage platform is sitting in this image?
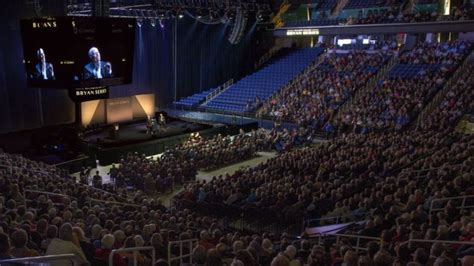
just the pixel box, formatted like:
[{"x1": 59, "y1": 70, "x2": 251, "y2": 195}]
[
  {"x1": 81, "y1": 117, "x2": 213, "y2": 148},
  {"x1": 0, "y1": 115, "x2": 259, "y2": 172}
]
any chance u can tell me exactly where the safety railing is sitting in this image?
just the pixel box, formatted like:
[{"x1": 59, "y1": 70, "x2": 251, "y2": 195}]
[
  {"x1": 89, "y1": 198, "x2": 141, "y2": 208},
  {"x1": 429, "y1": 195, "x2": 474, "y2": 216},
  {"x1": 408, "y1": 239, "x2": 474, "y2": 246},
  {"x1": 24, "y1": 189, "x2": 76, "y2": 209},
  {"x1": 0, "y1": 254, "x2": 79, "y2": 265},
  {"x1": 303, "y1": 212, "x2": 368, "y2": 228},
  {"x1": 311, "y1": 233, "x2": 381, "y2": 252},
  {"x1": 167, "y1": 238, "x2": 199, "y2": 266},
  {"x1": 168, "y1": 238, "x2": 199, "y2": 266},
  {"x1": 23, "y1": 189, "x2": 140, "y2": 210},
  {"x1": 203, "y1": 78, "x2": 234, "y2": 104},
  {"x1": 109, "y1": 246, "x2": 155, "y2": 266},
  {"x1": 399, "y1": 163, "x2": 466, "y2": 181},
  {"x1": 1, "y1": 160, "x2": 129, "y2": 200},
  {"x1": 399, "y1": 163, "x2": 465, "y2": 179},
  {"x1": 0, "y1": 163, "x2": 55, "y2": 176}
]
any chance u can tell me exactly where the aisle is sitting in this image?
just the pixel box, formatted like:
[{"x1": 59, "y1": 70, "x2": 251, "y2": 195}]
[{"x1": 72, "y1": 151, "x2": 277, "y2": 207}]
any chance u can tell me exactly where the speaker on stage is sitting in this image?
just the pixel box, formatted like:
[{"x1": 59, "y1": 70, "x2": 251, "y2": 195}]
[
  {"x1": 109, "y1": 124, "x2": 119, "y2": 140},
  {"x1": 155, "y1": 111, "x2": 168, "y2": 118}
]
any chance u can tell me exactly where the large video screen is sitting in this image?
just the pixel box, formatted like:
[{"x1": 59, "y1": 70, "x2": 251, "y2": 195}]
[{"x1": 20, "y1": 17, "x2": 135, "y2": 88}]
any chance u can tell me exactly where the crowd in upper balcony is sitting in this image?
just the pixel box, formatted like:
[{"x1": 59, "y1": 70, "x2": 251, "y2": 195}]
[
  {"x1": 336, "y1": 41, "x2": 471, "y2": 132},
  {"x1": 286, "y1": 3, "x2": 473, "y2": 27},
  {"x1": 258, "y1": 47, "x2": 394, "y2": 130}
]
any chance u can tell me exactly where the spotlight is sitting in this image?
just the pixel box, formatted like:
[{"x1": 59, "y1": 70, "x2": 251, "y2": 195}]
[
  {"x1": 159, "y1": 19, "x2": 165, "y2": 29},
  {"x1": 136, "y1": 17, "x2": 143, "y2": 27},
  {"x1": 150, "y1": 18, "x2": 156, "y2": 27},
  {"x1": 256, "y1": 11, "x2": 264, "y2": 22},
  {"x1": 178, "y1": 14, "x2": 184, "y2": 19}
]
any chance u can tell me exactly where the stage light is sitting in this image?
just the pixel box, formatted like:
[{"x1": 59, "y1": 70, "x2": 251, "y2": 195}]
[
  {"x1": 136, "y1": 17, "x2": 143, "y2": 27},
  {"x1": 159, "y1": 19, "x2": 165, "y2": 29},
  {"x1": 150, "y1": 18, "x2": 156, "y2": 27},
  {"x1": 178, "y1": 14, "x2": 184, "y2": 19},
  {"x1": 197, "y1": 8, "x2": 203, "y2": 19},
  {"x1": 256, "y1": 11, "x2": 264, "y2": 22}
]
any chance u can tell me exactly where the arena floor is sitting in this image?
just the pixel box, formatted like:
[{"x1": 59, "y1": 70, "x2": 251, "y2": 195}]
[{"x1": 74, "y1": 151, "x2": 277, "y2": 207}]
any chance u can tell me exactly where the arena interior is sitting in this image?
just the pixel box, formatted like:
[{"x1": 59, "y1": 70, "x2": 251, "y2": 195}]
[{"x1": 0, "y1": 0, "x2": 473, "y2": 265}]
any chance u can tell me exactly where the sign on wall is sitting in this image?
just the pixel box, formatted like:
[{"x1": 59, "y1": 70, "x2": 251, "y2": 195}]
[{"x1": 69, "y1": 86, "x2": 109, "y2": 102}]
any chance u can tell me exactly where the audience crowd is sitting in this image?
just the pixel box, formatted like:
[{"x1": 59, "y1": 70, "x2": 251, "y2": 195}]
[
  {"x1": 0, "y1": 40, "x2": 472, "y2": 266},
  {"x1": 419, "y1": 64, "x2": 474, "y2": 131},
  {"x1": 104, "y1": 128, "x2": 315, "y2": 193},
  {"x1": 336, "y1": 41, "x2": 471, "y2": 132},
  {"x1": 308, "y1": 4, "x2": 473, "y2": 27},
  {"x1": 258, "y1": 49, "x2": 393, "y2": 130}
]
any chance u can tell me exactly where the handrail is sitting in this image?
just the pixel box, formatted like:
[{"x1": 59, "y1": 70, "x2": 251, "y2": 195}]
[
  {"x1": 408, "y1": 239, "x2": 474, "y2": 246},
  {"x1": 167, "y1": 238, "x2": 199, "y2": 266},
  {"x1": 311, "y1": 233, "x2": 381, "y2": 252},
  {"x1": 24, "y1": 189, "x2": 140, "y2": 209},
  {"x1": 2, "y1": 161, "x2": 127, "y2": 200},
  {"x1": 429, "y1": 195, "x2": 474, "y2": 216},
  {"x1": 303, "y1": 212, "x2": 368, "y2": 228},
  {"x1": 89, "y1": 198, "x2": 141, "y2": 208},
  {"x1": 0, "y1": 164, "x2": 53, "y2": 175},
  {"x1": 400, "y1": 163, "x2": 464, "y2": 174},
  {"x1": 54, "y1": 155, "x2": 90, "y2": 167},
  {"x1": 0, "y1": 254, "x2": 78, "y2": 265},
  {"x1": 109, "y1": 246, "x2": 155, "y2": 266},
  {"x1": 24, "y1": 189, "x2": 75, "y2": 198},
  {"x1": 203, "y1": 78, "x2": 234, "y2": 104}
]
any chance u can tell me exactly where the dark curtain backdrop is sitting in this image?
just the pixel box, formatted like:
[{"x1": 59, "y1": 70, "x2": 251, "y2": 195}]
[
  {"x1": 0, "y1": 5, "x2": 273, "y2": 134},
  {"x1": 175, "y1": 16, "x2": 272, "y2": 100}
]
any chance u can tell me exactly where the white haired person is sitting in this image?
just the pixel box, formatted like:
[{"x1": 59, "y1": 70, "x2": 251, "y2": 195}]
[
  {"x1": 83, "y1": 47, "x2": 112, "y2": 79},
  {"x1": 45, "y1": 223, "x2": 89, "y2": 266},
  {"x1": 33, "y1": 48, "x2": 54, "y2": 80},
  {"x1": 95, "y1": 234, "x2": 126, "y2": 266}
]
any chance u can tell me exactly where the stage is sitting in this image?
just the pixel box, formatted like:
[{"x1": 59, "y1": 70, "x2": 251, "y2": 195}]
[{"x1": 80, "y1": 117, "x2": 214, "y2": 148}]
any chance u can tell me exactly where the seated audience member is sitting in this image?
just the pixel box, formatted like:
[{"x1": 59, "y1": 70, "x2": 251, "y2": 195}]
[
  {"x1": 0, "y1": 232, "x2": 13, "y2": 260},
  {"x1": 45, "y1": 223, "x2": 89, "y2": 266},
  {"x1": 95, "y1": 234, "x2": 126, "y2": 266},
  {"x1": 10, "y1": 229, "x2": 40, "y2": 258}
]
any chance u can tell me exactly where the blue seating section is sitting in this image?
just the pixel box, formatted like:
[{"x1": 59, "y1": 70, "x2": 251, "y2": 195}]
[
  {"x1": 388, "y1": 64, "x2": 440, "y2": 78},
  {"x1": 174, "y1": 88, "x2": 217, "y2": 107},
  {"x1": 203, "y1": 48, "x2": 324, "y2": 113}
]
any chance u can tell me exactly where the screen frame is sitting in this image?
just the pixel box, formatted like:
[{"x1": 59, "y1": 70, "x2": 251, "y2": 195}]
[{"x1": 20, "y1": 16, "x2": 136, "y2": 89}]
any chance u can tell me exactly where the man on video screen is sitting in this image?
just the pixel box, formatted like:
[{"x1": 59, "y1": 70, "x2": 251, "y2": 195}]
[
  {"x1": 83, "y1": 47, "x2": 112, "y2": 79},
  {"x1": 33, "y1": 48, "x2": 55, "y2": 80}
]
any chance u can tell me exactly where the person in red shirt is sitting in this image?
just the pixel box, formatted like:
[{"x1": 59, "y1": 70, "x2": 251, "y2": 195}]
[{"x1": 94, "y1": 234, "x2": 126, "y2": 266}]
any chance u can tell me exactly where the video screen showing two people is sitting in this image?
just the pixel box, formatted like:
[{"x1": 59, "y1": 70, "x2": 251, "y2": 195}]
[{"x1": 31, "y1": 46, "x2": 112, "y2": 80}]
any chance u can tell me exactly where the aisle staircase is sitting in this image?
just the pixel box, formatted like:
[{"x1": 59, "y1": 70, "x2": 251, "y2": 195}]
[{"x1": 333, "y1": 55, "x2": 399, "y2": 121}]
